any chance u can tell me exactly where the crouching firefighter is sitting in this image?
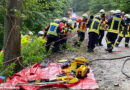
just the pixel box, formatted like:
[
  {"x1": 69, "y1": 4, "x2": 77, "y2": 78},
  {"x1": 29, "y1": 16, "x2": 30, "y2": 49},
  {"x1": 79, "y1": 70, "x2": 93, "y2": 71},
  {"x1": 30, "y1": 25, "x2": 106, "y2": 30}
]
[
  {"x1": 87, "y1": 15, "x2": 101, "y2": 52},
  {"x1": 74, "y1": 14, "x2": 88, "y2": 47},
  {"x1": 106, "y1": 10, "x2": 126, "y2": 53},
  {"x1": 115, "y1": 14, "x2": 130, "y2": 48},
  {"x1": 45, "y1": 19, "x2": 61, "y2": 53}
]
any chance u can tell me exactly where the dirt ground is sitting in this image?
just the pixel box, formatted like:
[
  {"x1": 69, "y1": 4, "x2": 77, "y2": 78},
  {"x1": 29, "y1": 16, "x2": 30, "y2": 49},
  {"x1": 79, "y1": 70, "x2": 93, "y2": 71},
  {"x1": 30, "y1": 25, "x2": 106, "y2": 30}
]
[{"x1": 41, "y1": 31, "x2": 130, "y2": 90}]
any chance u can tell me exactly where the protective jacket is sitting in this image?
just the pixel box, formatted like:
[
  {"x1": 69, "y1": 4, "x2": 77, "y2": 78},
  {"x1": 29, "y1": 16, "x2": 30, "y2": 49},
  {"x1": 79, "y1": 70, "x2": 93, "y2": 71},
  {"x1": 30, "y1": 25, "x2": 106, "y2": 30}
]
[
  {"x1": 88, "y1": 18, "x2": 101, "y2": 34},
  {"x1": 46, "y1": 23, "x2": 60, "y2": 36},
  {"x1": 107, "y1": 15, "x2": 125, "y2": 34}
]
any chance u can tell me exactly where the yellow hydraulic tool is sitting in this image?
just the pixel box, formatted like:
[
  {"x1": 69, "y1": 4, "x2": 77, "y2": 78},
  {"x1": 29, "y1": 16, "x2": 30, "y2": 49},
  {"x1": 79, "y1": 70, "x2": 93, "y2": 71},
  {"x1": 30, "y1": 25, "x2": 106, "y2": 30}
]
[
  {"x1": 76, "y1": 65, "x2": 89, "y2": 78},
  {"x1": 61, "y1": 57, "x2": 89, "y2": 79},
  {"x1": 56, "y1": 76, "x2": 79, "y2": 84}
]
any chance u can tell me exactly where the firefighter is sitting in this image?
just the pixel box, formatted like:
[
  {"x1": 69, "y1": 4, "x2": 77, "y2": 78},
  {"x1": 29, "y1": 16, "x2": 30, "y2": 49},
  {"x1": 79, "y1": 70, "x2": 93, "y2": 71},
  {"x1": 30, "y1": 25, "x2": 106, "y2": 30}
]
[
  {"x1": 87, "y1": 15, "x2": 101, "y2": 52},
  {"x1": 45, "y1": 19, "x2": 61, "y2": 53},
  {"x1": 59, "y1": 17, "x2": 68, "y2": 49},
  {"x1": 105, "y1": 10, "x2": 126, "y2": 53},
  {"x1": 61, "y1": 19, "x2": 73, "y2": 49},
  {"x1": 121, "y1": 12, "x2": 125, "y2": 20},
  {"x1": 21, "y1": 31, "x2": 33, "y2": 45},
  {"x1": 115, "y1": 14, "x2": 130, "y2": 48},
  {"x1": 110, "y1": 10, "x2": 115, "y2": 17},
  {"x1": 74, "y1": 14, "x2": 88, "y2": 47},
  {"x1": 38, "y1": 31, "x2": 45, "y2": 37},
  {"x1": 98, "y1": 9, "x2": 106, "y2": 46}
]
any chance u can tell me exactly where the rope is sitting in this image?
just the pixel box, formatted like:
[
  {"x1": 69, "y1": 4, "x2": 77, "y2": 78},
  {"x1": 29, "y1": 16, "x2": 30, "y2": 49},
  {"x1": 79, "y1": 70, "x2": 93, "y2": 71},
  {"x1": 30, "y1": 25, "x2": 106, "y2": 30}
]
[
  {"x1": 35, "y1": 31, "x2": 78, "y2": 51},
  {"x1": 3, "y1": 56, "x2": 22, "y2": 64},
  {"x1": 2, "y1": 31, "x2": 78, "y2": 65}
]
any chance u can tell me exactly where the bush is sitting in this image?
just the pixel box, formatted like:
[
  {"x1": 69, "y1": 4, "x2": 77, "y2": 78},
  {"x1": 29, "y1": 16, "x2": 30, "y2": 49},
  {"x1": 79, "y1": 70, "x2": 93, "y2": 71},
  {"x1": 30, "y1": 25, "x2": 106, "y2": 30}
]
[
  {"x1": 0, "y1": 36, "x2": 50, "y2": 77},
  {"x1": 0, "y1": 52, "x2": 16, "y2": 77},
  {"x1": 21, "y1": 36, "x2": 49, "y2": 67}
]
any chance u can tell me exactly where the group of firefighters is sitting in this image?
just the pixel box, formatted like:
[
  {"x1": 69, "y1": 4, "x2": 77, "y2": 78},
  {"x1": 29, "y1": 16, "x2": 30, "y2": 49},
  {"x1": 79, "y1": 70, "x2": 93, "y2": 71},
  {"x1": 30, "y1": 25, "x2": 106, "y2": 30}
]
[{"x1": 43, "y1": 9, "x2": 130, "y2": 53}]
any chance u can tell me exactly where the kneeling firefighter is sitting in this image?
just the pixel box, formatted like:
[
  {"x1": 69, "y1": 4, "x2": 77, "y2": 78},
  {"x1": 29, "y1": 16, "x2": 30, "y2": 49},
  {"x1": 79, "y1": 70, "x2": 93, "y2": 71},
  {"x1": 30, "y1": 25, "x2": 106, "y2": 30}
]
[
  {"x1": 106, "y1": 10, "x2": 126, "y2": 53},
  {"x1": 45, "y1": 19, "x2": 61, "y2": 53},
  {"x1": 74, "y1": 14, "x2": 88, "y2": 47},
  {"x1": 87, "y1": 15, "x2": 101, "y2": 52}
]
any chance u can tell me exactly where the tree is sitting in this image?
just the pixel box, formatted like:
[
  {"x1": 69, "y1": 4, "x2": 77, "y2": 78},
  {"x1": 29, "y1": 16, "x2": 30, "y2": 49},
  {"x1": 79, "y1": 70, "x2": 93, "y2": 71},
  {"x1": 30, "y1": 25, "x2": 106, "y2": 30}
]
[
  {"x1": 3, "y1": 0, "x2": 23, "y2": 73},
  {"x1": 71, "y1": 0, "x2": 130, "y2": 14}
]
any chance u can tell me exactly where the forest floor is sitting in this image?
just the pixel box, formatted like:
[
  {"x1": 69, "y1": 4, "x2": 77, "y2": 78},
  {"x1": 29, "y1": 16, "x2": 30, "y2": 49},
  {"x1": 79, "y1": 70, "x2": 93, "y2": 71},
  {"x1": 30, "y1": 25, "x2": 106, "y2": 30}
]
[{"x1": 41, "y1": 31, "x2": 130, "y2": 90}]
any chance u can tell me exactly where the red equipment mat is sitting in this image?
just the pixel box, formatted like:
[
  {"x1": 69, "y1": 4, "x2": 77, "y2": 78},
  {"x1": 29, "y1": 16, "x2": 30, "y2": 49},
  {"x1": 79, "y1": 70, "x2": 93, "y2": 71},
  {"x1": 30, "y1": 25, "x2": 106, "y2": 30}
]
[{"x1": 0, "y1": 63, "x2": 98, "y2": 90}]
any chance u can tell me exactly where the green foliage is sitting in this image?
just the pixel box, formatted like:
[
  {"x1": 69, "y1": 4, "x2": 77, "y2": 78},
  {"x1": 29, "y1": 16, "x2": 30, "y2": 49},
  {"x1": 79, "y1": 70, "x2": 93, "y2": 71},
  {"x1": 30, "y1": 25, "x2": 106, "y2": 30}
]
[
  {"x1": 0, "y1": 0, "x2": 71, "y2": 78},
  {"x1": 0, "y1": 36, "x2": 50, "y2": 77},
  {"x1": 0, "y1": 53, "x2": 3, "y2": 72},
  {"x1": 22, "y1": 0, "x2": 72, "y2": 33},
  {"x1": 66, "y1": 43, "x2": 77, "y2": 52},
  {"x1": 0, "y1": 50, "x2": 15, "y2": 77},
  {"x1": 21, "y1": 37, "x2": 49, "y2": 67},
  {"x1": 3, "y1": 63, "x2": 16, "y2": 77},
  {"x1": 71, "y1": 0, "x2": 130, "y2": 14},
  {"x1": 0, "y1": 5, "x2": 5, "y2": 49},
  {"x1": 120, "y1": 0, "x2": 130, "y2": 12},
  {"x1": 0, "y1": 56, "x2": 16, "y2": 77}
]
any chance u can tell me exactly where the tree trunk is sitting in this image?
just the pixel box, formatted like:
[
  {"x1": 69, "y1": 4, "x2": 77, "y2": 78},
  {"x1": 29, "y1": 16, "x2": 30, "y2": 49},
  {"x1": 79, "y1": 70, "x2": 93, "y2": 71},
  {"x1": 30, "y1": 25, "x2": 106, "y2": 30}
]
[{"x1": 3, "y1": 0, "x2": 23, "y2": 73}]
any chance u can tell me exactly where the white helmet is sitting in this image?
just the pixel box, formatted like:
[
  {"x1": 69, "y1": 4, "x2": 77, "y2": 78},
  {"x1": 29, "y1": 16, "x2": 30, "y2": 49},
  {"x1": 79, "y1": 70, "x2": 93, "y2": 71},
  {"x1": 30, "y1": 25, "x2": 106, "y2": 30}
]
[
  {"x1": 54, "y1": 19, "x2": 60, "y2": 22},
  {"x1": 38, "y1": 31, "x2": 44, "y2": 35},
  {"x1": 68, "y1": 19, "x2": 73, "y2": 24},
  {"x1": 82, "y1": 14, "x2": 88, "y2": 19},
  {"x1": 122, "y1": 12, "x2": 125, "y2": 14},
  {"x1": 128, "y1": 14, "x2": 130, "y2": 19},
  {"x1": 115, "y1": 9, "x2": 121, "y2": 14},
  {"x1": 110, "y1": 10, "x2": 115, "y2": 14},
  {"x1": 54, "y1": 19, "x2": 60, "y2": 23},
  {"x1": 100, "y1": 9, "x2": 105, "y2": 13},
  {"x1": 28, "y1": 31, "x2": 33, "y2": 35},
  {"x1": 62, "y1": 17, "x2": 67, "y2": 21},
  {"x1": 124, "y1": 14, "x2": 129, "y2": 19}
]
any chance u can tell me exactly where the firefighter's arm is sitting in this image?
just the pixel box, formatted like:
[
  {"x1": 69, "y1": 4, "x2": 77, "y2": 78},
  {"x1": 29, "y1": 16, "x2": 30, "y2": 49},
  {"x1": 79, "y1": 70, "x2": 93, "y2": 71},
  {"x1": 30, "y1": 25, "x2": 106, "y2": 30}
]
[
  {"x1": 74, "y1": 22, "x2": 77, "y2": 28},
  {"x1": 69, "y1": 25, "x2": 73, "y2": 32},
  {"x1": 61, "y1": 26, "x2": 65, "y2": 34},
  {"x1": 57, "y1": 25, "x2": 61, "y2": 35},
  {"x1": 106, "y1": 17, "x2": 112, "y2": 25},
  {"x1": 121, "y1": 20, "x2": 127, "y2": 29},
  {"x1": 44, "y1": 25, "x2": 50, "y2": 36},
  {"x1": 87, "y1": 19, "x2": 92, "y2": 28}
]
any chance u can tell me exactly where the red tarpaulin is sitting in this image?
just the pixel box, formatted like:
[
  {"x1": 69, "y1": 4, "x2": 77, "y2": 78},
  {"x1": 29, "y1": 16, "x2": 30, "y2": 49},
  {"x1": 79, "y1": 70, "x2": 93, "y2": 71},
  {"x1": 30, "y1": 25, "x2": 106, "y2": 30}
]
[{"x1": 0, "y1": 63, "x2": 98, "y2": 90}]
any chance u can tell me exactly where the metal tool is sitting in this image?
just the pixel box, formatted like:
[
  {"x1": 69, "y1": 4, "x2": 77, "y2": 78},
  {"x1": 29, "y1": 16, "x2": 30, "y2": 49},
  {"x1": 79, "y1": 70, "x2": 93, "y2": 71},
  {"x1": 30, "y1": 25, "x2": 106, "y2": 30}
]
[{"x1": 16, "y1": 76, "x2": 79, "y2": 87}]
